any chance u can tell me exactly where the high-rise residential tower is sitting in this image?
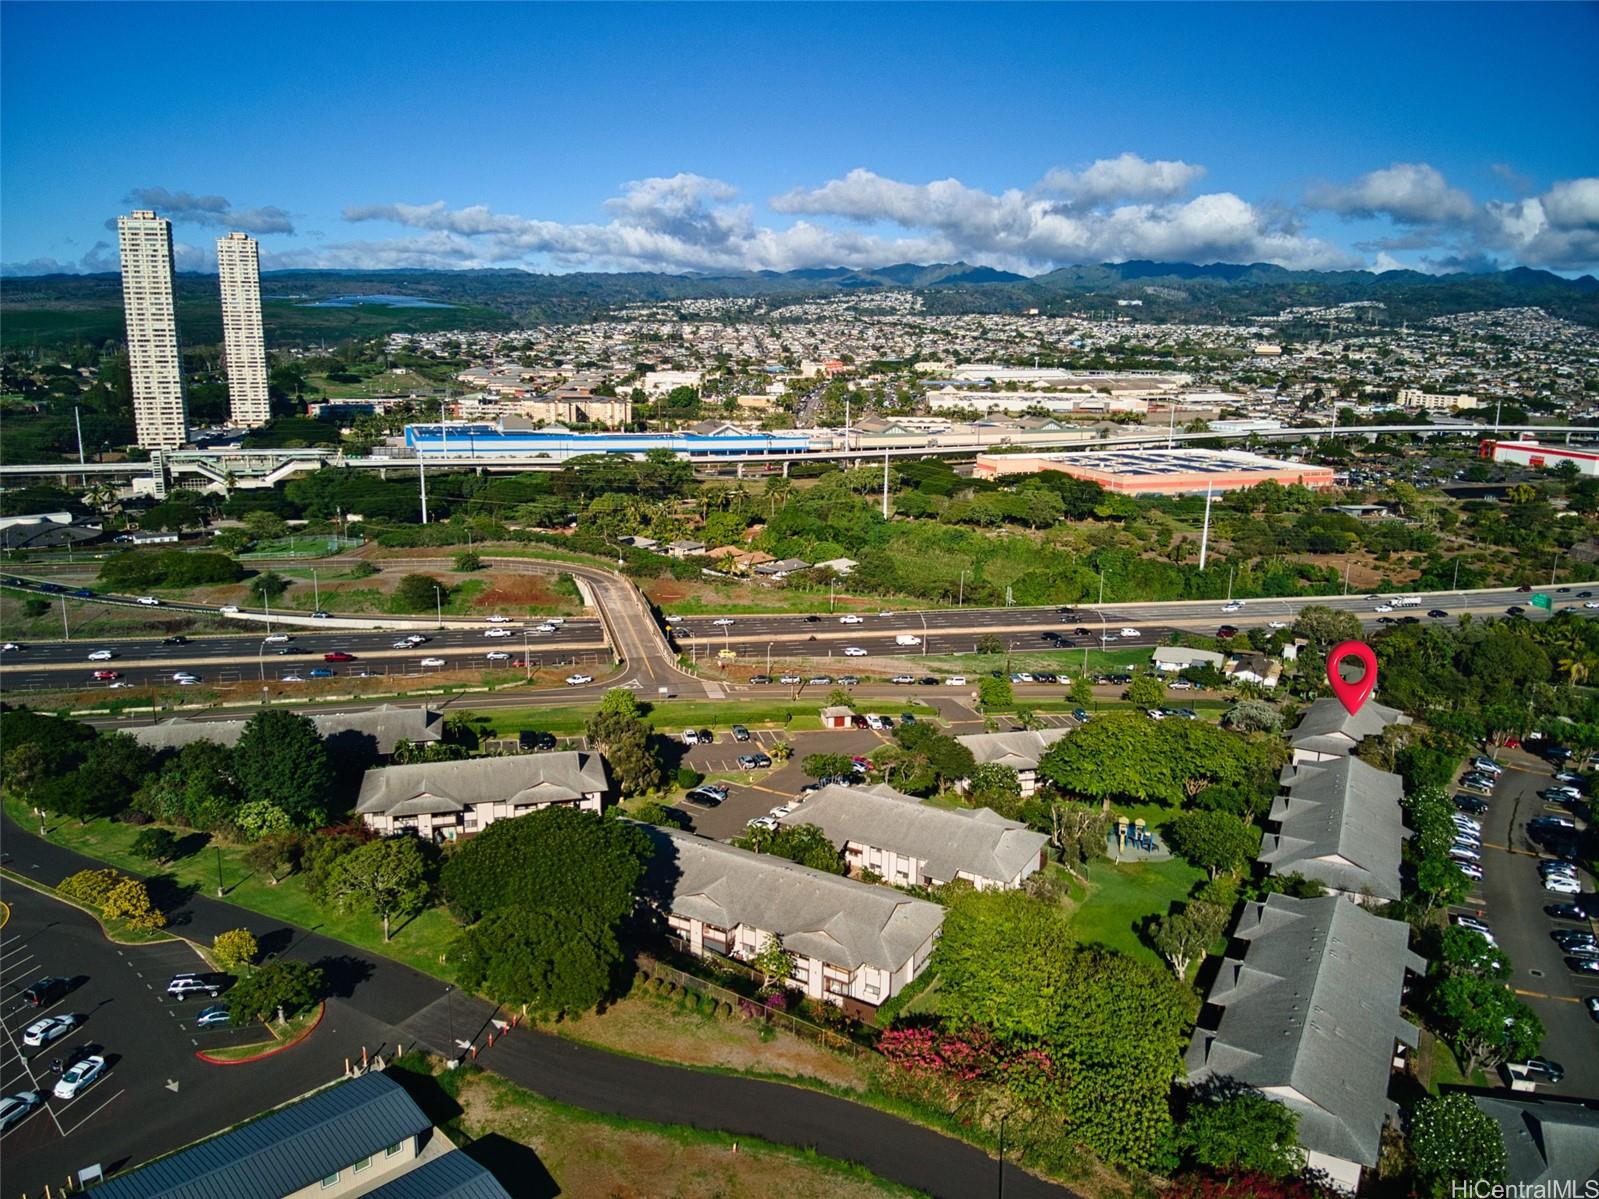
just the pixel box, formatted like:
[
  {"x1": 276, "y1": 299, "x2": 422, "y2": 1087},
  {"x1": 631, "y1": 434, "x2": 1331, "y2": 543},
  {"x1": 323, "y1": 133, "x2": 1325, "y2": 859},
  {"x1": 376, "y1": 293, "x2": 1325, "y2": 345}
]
[
  {"x1": 216, "y1": 232, "x2": 270, "y2": 427},
  {"x1": 117, "y1": 209, "x2": 188, "y2": 448}
]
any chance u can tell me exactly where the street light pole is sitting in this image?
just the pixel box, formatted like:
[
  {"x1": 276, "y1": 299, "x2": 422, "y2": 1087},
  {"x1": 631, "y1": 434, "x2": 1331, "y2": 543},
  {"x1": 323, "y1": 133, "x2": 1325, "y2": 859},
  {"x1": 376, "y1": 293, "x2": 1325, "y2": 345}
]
[
  {"x1": 311, "y1": 569, "x2": 319, "y2": 612},
  {"x1": 996, "y1": 1111, "x2": 1008, "y2": 1199},
  {"x1": 258, "y1": 637, "x2": 269, "y2": 682},
  {"x1": 434, "y1": 585, "x2": 443, "y2": 630},
  {"x1": 215, "y1": 846, "x2": 225, "y2": 897}
]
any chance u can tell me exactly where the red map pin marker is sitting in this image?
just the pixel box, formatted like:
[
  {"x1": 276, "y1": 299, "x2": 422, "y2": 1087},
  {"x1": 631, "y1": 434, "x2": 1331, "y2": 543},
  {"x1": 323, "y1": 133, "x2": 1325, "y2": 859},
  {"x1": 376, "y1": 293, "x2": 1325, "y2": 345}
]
[{"x1": 1326, "y1": 640, "x2": 1378, "y2": 715}]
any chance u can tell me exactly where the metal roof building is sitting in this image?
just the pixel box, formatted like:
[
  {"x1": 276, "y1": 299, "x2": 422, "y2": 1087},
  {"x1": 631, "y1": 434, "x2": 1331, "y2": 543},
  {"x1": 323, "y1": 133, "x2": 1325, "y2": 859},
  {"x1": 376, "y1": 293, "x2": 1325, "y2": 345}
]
[
  {"x1": 89, "y1": 1072, "x2": 438, "y2": 1199},
  {"x1": 363, "y1": 1152, "x2": 515, "y2": 1199}
]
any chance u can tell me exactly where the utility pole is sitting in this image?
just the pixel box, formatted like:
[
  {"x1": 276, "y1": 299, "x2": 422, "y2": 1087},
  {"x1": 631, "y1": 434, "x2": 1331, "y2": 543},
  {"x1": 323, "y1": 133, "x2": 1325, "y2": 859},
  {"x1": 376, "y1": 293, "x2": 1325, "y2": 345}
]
[
  {"x1": 311, "y1": 569, "x2": 319, "y2": 612},
  {"x1": 882, "y1": 449, "x2": 890, "y2": 519},
  {"x1": 60, "y1": 595, "x2": 69, "y2": 640},
  {"x1": 74, "y1": 406, "x2": 86, "y2": 486},
  {"x1": 434, "y1": 585, "x2": 443, "y2": 629},
  {"x1": 418, "y1": 451, "x2": 428, "y2": 524},
  {"x1": 1198, "y1": 481, "x2": 1214, "y2": 571},
  {"x1": 1226, "y1": 565, "x2": 1235, "y2": 602},
  {"x1": 1167, "y1": 401, "x2": 1175, "y2": 449},
  {"x1": 958, "y1": 569, "x2": 965, "y2": 608}
]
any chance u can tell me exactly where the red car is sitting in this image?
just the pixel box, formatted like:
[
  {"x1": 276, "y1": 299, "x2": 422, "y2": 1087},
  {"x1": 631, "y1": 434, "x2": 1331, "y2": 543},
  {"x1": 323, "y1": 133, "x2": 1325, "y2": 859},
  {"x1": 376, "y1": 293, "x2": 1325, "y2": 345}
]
[
  {"x1": 92, "y1": 669, "x2": 121, "y2": 681},
  {"x1": 323, "y1": 651, "x2": 356, "y2": 662}
]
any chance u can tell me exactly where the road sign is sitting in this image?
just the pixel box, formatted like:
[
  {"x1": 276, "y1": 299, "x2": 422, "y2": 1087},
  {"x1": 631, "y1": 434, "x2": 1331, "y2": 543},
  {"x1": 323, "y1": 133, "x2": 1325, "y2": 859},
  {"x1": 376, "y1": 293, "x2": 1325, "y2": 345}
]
[{"x1": 1531, "y1": 593, "x2": 1553, "y2": 610}]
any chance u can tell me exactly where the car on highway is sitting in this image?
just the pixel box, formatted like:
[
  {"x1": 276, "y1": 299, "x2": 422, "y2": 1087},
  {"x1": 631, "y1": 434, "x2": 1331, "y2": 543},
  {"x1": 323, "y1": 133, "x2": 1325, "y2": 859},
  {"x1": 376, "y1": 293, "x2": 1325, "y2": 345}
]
[
  {"x1": 843, "y1": 646, "x2": 868, "y2": 656},
  {"x1": 311, "y1": 609, "x2": 330, "y2": 619},
  {"x1": 486, "y1": 614, "x2": 511, "y2": 623},
  {"x1": 1, "y1": 642, "x2": 20, "y2": 651},
  {"x1": 21, "y1": 1013, "x2": 79, "y2": 1048},
  {"x1": 161, "y1": 635, "x2": 188, "y2": 645},
  {"x1": 219, "y1": 604, "x2": 240, "y2": 614},
  {"x1": 565, "y1": 674, "x2": 593, "y2": 686},
  {"x1": 803, "y1": 615, "x2": 821, "y2": 623},
  {"x1": 1268, "y1": 620, "x2": 1289, "y2": 629},
  {"x1": 0, "y1": 1092, "x2": 42, "y2": 1131},
  {"x1": 275, "y1": 649, "x2": 306, "y2": 659},
  {"x1": 536, "y1": 622, "x2": 557, "y2": 633},
  {"x1": 419, "y1": 657, "x2": 445, "y2": 667},
  {"x1": 1119, "y1": 627, "x2": 1139, "y2": 638},
  {"x1": 174, "y1": 673, "x2": 200, "y2": 685},
  {"x1": 738, "y1": 753, "x2": 772, "y2": 769},
  {"x1": 1374, "y1": 604, "x2": 1394, "y2": 613},
  {"x1": 1217, "y1": 625, "x2": 1238, "y2": 638},
  {"x1": 136, "y1": 596, "x2": 161, "y2": 606},
  {"x1": 194, "y1": 1004, "x2": 231, "y2": 1028},
  {"x1": 839, "y1": 614, "x2": 863, "y2": 624},
  {"x1": 405, "y1": 634, "x2": 429, "y2": 645},
  {"x1": 485, "y1": 651, "x2": 510, "y2": 661},
  {"x1": 281, "y1": 674, "x2": 305, "y2": 683},
  {"x1": 87, "y1": 649, "x2": 115, "y2": 661},
  {"x1": 1428, "y1": 609, "x2": 1449, "y2": 618},
  {"x1": 732, "y1": 725, "x2": 751, "y2": 741},
  {"x1": 1507, "y1": 606, "x2": 1526, "y2": 616},
  {"x1": 712, "y1": 618, "x2": 735, "y2": 626},
  {"x1": 264, "y1": 633, "x2": 291, "y2": 643},
  {"x1": 484, "y1": 627, "x2": 514, "y2": 638},
  {"x1": 392, "y1": 639, "x2": 417, "y2": 649},
  {"x1": 53, "y1": 1055, "x2": 107, "y2": 1101},
  {"x1": 92, "y1": 669, "x2": 120, "y2": 681},
  {"x1": 323, "y1": 651, "x2": 355, "y2": 662},
  {"x1": 1222, "y1": 601, "x2": 1243, "y2": 613},
  {"x1": 306, "y1": 668, "x2": 334, "y2": 679}
]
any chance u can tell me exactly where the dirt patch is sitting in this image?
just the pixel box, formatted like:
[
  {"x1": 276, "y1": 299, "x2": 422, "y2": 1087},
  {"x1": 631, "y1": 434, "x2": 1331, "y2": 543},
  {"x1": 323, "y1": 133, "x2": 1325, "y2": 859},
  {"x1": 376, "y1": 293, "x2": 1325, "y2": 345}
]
[
  {"x1": 473, "y1": 572, "x2": 569, "y2": 613},
  {"x1": 556, "y1": 991, "x2": 869, "y2": 1092},
  {"x1": 455, "y1": 1071, "x2": 909, "y2": 1198}
]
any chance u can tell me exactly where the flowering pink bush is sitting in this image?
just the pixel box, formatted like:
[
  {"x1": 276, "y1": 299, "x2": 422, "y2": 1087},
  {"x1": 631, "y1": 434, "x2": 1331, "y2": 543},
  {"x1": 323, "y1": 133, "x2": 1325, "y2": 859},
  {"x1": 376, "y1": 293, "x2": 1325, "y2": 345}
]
[{"x1": 879, "y1": 1022, "x2": 1004, "y2": 1082}]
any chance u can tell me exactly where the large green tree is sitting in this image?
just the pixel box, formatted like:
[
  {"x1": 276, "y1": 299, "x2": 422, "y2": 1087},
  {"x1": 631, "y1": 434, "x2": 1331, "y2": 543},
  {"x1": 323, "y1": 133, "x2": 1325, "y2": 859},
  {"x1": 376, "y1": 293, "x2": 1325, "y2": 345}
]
[
  {"x1": 325, "y1": 836, "x2": 435, "y2": 941},
  {"x1": 1178, "y1": 1087, "x2": 1302, "y2": 1177},
  {"x1": 232, "y1": 710, "x2": 335, "y2": 828},
  {"x1": 1166, "y1": 811, "x2": 1261, "y2": 879},
  {"x1": 1409, "y1": 1093, "x2": 1507, "y2": 1198},
  {"x1": 734, "y1": 822, "x2": 845, "y2": 874},
  {"x1": 227, "y1": 960, "x2": 325, "y2": 1026},
  {"x1": 134, "y1": 738, "x2": 240, "y2": 830}
]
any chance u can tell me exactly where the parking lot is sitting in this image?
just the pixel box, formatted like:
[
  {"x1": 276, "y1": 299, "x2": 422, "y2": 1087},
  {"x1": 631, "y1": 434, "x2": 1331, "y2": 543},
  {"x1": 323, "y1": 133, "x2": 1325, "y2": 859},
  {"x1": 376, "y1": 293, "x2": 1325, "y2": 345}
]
[
  {"x1": 1450, "y1": 751, "x2": 1599, "y2": 1099},
  {"x1": 0, "y1": 883, "x2": 335, "y2": 1193}
]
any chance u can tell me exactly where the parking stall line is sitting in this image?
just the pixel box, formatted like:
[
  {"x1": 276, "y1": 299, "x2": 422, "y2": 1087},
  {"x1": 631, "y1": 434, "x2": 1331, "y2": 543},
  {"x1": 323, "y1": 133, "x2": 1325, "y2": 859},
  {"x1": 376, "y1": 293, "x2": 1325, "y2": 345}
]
[
  {"x1": 0, "y1": 1008, "x2": 65, "y2": 1136},
  {"x1": 56, "y1": 1086, "x2": 125, "y2": 1138}
]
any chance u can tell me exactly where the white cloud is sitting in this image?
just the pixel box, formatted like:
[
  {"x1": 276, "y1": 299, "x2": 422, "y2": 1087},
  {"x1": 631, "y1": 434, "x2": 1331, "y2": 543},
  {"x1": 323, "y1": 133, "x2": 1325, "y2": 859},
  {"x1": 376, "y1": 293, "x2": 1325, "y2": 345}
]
[
  {"x1": 1483, "y1": 177, "x2": 1599, "y2": 272},
  {"x1": 1037, "y1": 153, "x2": 1206, "y2": 205},
  {"x1": 125, "y1": 186, "x2": 296, "y2": 236},
  {"x1": 1307, "y1": 163, "x2": 1477, "y2": 225}
]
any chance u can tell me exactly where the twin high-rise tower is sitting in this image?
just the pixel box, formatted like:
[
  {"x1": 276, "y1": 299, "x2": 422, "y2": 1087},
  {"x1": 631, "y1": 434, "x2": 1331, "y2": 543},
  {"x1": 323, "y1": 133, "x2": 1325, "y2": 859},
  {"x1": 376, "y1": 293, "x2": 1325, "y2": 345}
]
[{"x1": 116, "y1": 210, "x2": 271, "y2": 448}]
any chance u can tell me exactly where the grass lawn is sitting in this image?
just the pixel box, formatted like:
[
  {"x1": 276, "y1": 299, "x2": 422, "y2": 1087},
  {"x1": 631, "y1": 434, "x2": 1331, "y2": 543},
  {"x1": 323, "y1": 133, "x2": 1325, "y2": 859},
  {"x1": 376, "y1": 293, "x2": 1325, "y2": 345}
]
[
  {"x1": 4, "y1": 796, "x2": 462, "y2": 977},
  {"x1": 648, "y1": 584, "x2": 944, "y2": 617},
  {"x1": 1062, "y1": 855, "x2": 1206, "y2": 969},
  {"x1": 402, "y1": 1058, "x2": 915, "y2": 1199},
  {"x1": 201, "y1": 1005, "x2": 322, "y2": 1062},
  {"x1": 1, "y1": 592, "x2": 238, "y2": 641},
  {"x1": 921, "y1": 646, "x2": 1153, "y2": 673}
]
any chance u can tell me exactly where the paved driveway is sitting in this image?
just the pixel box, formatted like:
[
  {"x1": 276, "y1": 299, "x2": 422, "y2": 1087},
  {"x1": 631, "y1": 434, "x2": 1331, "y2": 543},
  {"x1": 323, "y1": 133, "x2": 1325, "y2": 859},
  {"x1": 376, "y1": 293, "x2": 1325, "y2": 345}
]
[{"x1": 1453, "y1": 753, "x2": 1598, "y2": 1097}]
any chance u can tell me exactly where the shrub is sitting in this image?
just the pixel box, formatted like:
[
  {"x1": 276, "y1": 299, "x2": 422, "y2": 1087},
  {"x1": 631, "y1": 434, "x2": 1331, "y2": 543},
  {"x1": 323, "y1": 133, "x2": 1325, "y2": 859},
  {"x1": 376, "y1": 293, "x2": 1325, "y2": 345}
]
[
  {"x1": 674, "y1": 766, "x2": 702, "y2": 790},
  {"x1": 102, "y1": 878, "x2": 165, "y2": 931},
  {"x1": 58, "y1": 868, "x2": 121, "y2": 907},
  {"x1": 213, "y1": 928, "x2": 260, "y2": 972}
]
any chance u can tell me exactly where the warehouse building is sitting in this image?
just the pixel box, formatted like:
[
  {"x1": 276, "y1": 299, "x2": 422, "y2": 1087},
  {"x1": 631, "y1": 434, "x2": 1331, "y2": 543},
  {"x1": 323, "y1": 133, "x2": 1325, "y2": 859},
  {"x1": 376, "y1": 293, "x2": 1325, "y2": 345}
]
[
  {"x1": 1481, "y1": 439, "x2": 1599, "y2": 477},
  {"x1": 972, "y1": 447, "x2": 1336, "y2": 494}
]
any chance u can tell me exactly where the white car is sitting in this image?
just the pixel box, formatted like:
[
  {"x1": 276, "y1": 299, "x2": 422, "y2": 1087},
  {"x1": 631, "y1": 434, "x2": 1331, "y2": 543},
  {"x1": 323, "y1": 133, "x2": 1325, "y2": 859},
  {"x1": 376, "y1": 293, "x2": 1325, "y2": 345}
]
[
  {"x1": 264, "y1": 633, "x2": 291, "y2": 643},
  {"x1": 87, "y1": 650, "x2": 114, "y2": 661},
  {"x1": 865, "y1": 714, "x2": 886, "y2": 730},
  {"x1": 843, "y1": 646, "x2": 868, "y2": 657},
  {"x1": 536, "y1": 622, "x2": 557, "y2": 633},
  {"x1": 406, "y1": 634, "x2": 428, "y2": 645},
  {"x1": 419, "y1": 657, "x2": 445, "y2": 667},
  {"x1": 484, "y1": 628, "x2": 513, "y2": 638},
  {"x1": 53, "y1": 1055, "x2": 106, "y2": 1101},
  {"x1": 1119, "y1": 627, "x2": 1139, "y2": 638},
  {"x1": 1268, "y1": 620, "x2": 1289, "y2": 629},
  {"x1": 485, "y1": 651, "x2": 510, "y2": 661},
  {"x1": 486, "y1": 614, "x2": 511, "y2": 623},
  {"x1": 746, "y1": 815, "x2": 778, "y2": 832},
  {"x1": 392, "y1": 639, "x2": 415, "y2": 649},
  {"x1": 1374, "y1": 604, "x2": 1394, "y2": 613},
  {"x1": 1545, "y1": 876, "x2": 1581, "y2": 894},
  {"x1": 1, "y1": 642, "x2": 19, "y2": 651},
  {"x1": 281, "y1": 674, "x2": 305, "y2": 683},
  {"x1": 839, "y1": 614, "x2": 864, "y2": 624},
  {"x1": 0, "y1": 1091, "x2": 42, "y2": 1131},
  {"x1": 1222, "y1": 601, "x2": 1243, "y2": 613},
  {"x1": 219, "y1": 604, "x2": 240, "y2": 615},
  {"x1": 682, "y1": 729, "x2": 700, "y2": 745},
  {"x1": 565, "y1": 674, "x2": 593, "y2": 686},
  {"x1": 769, "y1": 804, "x2": 794, "y2": 819},
  {"x1": 1147, "y1": 709, "x2": 1167, "y2": 720},
  {"x1": 21, "y1": 1014, "x2": 77, "y2": 1048},
  {"x1": 547, "y1": 617, "x2": 565, "y2": 626},
  {"x1": 175, "y1": 674, "x2": 200, "y2": 686},
  {"x1": 1586, "y1": 601, "x2": 1599, "y2": 610},
  {"x1": 878, "y1": 611, "x2": 896, "y2": 617},
  {"x1": 944, "y1": 675, "x2": 967, "y2": 686},
  {"x1": 1457, "y1": 861, "x2": 1484, "y2": 881},
  {"x1": 712, "y1": 618, "x2": 735, "y2": 626},
  {"x1": 136, "y1": 596, "x2": 161, "y2": 606}
]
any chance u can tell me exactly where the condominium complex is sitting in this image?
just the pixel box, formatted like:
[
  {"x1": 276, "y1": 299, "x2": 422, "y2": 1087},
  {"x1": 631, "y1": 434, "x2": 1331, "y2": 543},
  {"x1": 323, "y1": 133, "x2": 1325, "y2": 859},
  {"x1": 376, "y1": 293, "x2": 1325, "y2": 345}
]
[
  {"x1": 216, "y1": 231, "x2": 270, "y2": 427},
  {"x1": 116, "y1": 210, "x2": 187, "y2": 448}
]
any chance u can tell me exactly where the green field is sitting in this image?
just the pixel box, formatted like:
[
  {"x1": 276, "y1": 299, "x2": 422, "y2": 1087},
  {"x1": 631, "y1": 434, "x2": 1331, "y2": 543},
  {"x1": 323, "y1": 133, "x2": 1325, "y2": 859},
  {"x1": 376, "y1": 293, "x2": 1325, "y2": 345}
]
[
  {"x1": 468, "y1": 698, "x2": 841, "y2": 739},
  {"x1": 1062, "y1": 854, "x2": 1205, "y2": 969}
]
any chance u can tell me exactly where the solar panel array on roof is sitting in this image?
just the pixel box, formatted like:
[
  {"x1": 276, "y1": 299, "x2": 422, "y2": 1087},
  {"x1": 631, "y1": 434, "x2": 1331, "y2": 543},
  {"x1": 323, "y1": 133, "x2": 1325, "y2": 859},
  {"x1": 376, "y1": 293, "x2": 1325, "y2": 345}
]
[{"x1": 90, "y1": 1072, "x2": 432, "y2": 1199}]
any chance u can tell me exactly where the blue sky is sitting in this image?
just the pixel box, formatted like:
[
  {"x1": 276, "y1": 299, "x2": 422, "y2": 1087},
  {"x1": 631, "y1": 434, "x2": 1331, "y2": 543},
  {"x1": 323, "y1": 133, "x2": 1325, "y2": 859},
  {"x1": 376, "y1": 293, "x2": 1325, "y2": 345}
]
[{"x1": 3, "y1": 2, "x2": 1596, "y2": 276}]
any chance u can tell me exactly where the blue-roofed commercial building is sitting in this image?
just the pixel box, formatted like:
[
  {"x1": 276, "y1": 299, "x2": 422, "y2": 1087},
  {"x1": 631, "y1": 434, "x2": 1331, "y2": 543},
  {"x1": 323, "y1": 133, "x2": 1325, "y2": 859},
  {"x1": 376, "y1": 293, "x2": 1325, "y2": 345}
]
[
  {"x1": 89, "y1": 1071, "x2": 511, "y2": 1199},
  {"x1": 403, "y1": 421, "x2": 813, "y2": 462}
]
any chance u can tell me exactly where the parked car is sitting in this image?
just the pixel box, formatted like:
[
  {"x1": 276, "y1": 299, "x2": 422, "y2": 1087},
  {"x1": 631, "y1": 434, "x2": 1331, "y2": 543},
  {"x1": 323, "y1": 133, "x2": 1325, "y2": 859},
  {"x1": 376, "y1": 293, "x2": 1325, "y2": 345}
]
[
  {"x1": 807, "y1": 675, "x2": 832, "y2": 686},
  {"x1": 748, "y1": 675, "x2": 772, "y2": 685},
  {"x1": 194, "y1": 1004, "x2": 231, "y2": 1028},
  {"x1": 20, "y1": 977, "x2": 69, "y2": 1008},
  {"x1": 778, "y1": 674, "x2": 802, "y2": 685},
  {"x1": 1546, "y1": 902, "x2": 1590, "y2": 922},
  {"x1": 683, "y1": 788, "x2": 723, "y2": 808},
  {"x1": 738, "y1": 753, "x2": 771, "y2": 770},
  {"x1": 944, "y1": 675, "x2": 967, "y2": 686},
  {"x1": 0, "y1": 1092, "x2": 42, "y2": 1131},
  {"x1": 731, "y1": 725, "x2": 751, "y2": 741},
  {"x1": 167, "y1": 973, "x2": 222, "y2": 999},
  {"x1": 21, "y1": 1014, "x2": 78, "y2": 1048},
  {"x1": 891, "y1": 674, "x2": 914, "y2": 684},
  {"x1": 1510, "y1": 1057, "x2": 1565, "y2": 1084},
  {"x1": 53, "y1": 1055, "x2": 106, "y2": 1100}
]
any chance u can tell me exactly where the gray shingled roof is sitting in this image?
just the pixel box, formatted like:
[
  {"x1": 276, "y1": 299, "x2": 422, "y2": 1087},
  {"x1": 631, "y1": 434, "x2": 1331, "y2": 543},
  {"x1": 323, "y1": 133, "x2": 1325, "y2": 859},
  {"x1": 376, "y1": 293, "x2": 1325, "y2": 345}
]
[
  {"x1": 128, "y1": 705, "x2": 442, "y2": 756},
  {"x1": 777, "y1": 783, "x2": 1048, "y2": 886},
  {"x1": 1472, "y1": 1096, "x2": 1599, "y2": 1187},
  {"x1": 1259, "y1": 756, "x2": 1407, "y2": 901},
  {"x1": 91, "y1": 1072, "x2": 431, "y2": 1199},
  {"x1": 956, "y1": 727, "x2": 1069, "y2": 771},
  {"x1": 1186, "y1": 894, "x2": 1424, "y2": 1169},
  {"x1": 640, "y1": 825, "x2": 944, "y2": 972},
  {"x1": 1288, "y1": 697, "x2": 1411, "y2": 756},
  {"x1": 364, "y1": 1152, "x2": 515, "y2": 1199},
  {"x1": 356, "y1": 750, "x2": 608, "y2": 817}
]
